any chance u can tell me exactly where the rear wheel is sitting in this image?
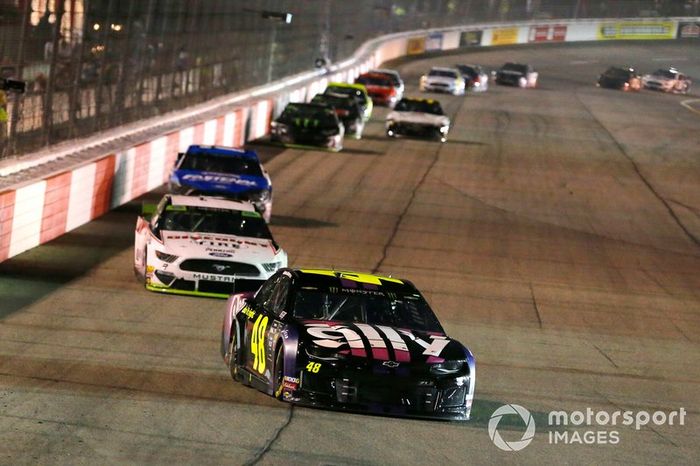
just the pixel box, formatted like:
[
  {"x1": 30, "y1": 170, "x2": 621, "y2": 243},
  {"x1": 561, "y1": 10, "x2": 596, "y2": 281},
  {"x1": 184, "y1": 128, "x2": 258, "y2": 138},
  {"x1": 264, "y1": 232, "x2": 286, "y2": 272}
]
[{"x1": 273, "y1": 345, "x2": 285, "y2": 399}]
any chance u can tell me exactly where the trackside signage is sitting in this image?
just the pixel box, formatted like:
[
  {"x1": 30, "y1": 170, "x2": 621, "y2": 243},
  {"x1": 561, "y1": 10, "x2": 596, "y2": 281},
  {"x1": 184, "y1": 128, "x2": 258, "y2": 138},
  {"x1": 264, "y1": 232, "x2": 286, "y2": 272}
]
[{"x1": 489, "y1": 404, "x2": 687, "y2": 451}]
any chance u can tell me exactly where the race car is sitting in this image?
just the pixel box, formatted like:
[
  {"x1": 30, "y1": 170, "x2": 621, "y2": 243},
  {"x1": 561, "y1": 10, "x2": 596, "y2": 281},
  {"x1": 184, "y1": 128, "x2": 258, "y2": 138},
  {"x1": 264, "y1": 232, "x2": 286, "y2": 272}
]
[
  {"x1": 134, "y1": 194, "x2": 287, "y2": 298},
  {"x1": 369, "y1": 68, "x2": 405, "y2": 97},
  {"x1": 270, "y1": 102, "x2": 345, "y2": 151},
  {"x1": 311, "y1": 92, "x2": 365, "y2": 139},
  {"x1": 597, "y1": 66, "x2": 641, "y2": 91},
  {"x1": 355, "y1": 71, "x2": 403, "y2": 107},
  {"x1": 323, "y1": 82, "x2": 373, "y2": 122},
  {"x1": 419, "y1": 67, "x2": 465, "y2": 95},
  {"x1": 455, "y1": 64, "x2": 489, "y2": 92},
  {"x1": 386, "y1": 97, "x2": 450, "y2": 142},
  {"x1": 169, "y1": 145, "x2": 273, "y2": 223},
  {"x1": 495, "y1": 63, "x2": 538, "y2": 88},
  {"x1": 220, "y1": 268, "x2": 476, "y2": 420},
  {"x1": 642, "y1": 67, "x2": 691, "y2": 94}
]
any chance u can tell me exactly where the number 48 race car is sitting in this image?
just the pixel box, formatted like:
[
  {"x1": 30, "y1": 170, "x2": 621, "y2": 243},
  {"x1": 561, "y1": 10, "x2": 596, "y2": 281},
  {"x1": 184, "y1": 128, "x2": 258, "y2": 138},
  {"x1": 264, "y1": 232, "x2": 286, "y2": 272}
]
[{"x1": 221, "y1": 268, "x2": 476, "y2": 420}]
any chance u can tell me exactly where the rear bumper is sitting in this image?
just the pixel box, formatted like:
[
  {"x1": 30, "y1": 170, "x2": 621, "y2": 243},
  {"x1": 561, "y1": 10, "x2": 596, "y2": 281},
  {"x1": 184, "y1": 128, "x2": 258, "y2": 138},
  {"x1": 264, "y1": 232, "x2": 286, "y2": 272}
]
[{"x1": 387, "y1": 122, "x2": 445, "y2": 140}]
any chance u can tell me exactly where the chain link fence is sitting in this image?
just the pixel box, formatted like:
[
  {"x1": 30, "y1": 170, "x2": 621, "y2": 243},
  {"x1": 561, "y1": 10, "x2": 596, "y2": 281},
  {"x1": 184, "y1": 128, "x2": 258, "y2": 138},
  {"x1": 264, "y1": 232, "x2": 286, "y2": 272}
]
[{"x1": 0, "y1": 0, "x2": 689, "y2": 159}]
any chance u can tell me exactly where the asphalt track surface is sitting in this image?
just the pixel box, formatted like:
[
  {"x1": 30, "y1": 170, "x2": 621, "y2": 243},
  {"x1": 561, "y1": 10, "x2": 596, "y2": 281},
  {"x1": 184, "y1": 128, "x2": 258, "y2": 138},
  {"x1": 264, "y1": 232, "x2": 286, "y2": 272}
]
[{"x1": 1, "y1": 41, "x2": 699, "y2": 465}]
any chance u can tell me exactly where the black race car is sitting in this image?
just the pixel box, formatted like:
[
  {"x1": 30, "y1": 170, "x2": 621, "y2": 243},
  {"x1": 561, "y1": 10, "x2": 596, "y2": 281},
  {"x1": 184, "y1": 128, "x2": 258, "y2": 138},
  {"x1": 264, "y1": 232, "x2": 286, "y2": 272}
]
[
  {"x1": 597, "y1": 67, "x2": 642, "y2": 91},
  {"x1": 271, "y1": 102, "x2": 345, "y2": 151},
  {"x1": 220, "y1": 268, "x2": 476, "y2": 420},
  {"x1": 311, "y1": 92, "x2": 365, "y2": 139}
]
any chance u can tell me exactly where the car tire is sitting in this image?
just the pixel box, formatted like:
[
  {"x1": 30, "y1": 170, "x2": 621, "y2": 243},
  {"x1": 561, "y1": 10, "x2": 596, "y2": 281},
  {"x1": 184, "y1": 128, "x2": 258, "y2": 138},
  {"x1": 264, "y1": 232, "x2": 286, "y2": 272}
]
[
  {"x1": 273, "y1": 345, "x2": 285, "y2": 399},
  {"x1": 227, "y1": 324, "x2": 240, "y2": 381}
]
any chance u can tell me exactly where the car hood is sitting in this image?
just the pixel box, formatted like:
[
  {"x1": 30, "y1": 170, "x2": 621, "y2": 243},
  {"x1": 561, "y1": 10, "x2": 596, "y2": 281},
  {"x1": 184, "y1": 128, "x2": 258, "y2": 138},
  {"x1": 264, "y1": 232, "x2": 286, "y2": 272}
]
[
  {"x1": 364, "y1": 85, "x2": 394, "y2": 96},
  {"x1": 301, "y1": 320, "x2": 468, "y2": 364},
  {"x1": 498, "y1": 69, "x2": 525, "y2": 77},
  {"x1": 161, "y1": 230, "x2": 281, "y2": 261},
  {"x1": 643, "y1": 74, "x2": 673, "y2": 84},
  {"x1": 387, "y1": 111, "x2": 449, "y2": 126},
  {"x1": 172, "y1": 169, "x2": 269, "y2": 195}
]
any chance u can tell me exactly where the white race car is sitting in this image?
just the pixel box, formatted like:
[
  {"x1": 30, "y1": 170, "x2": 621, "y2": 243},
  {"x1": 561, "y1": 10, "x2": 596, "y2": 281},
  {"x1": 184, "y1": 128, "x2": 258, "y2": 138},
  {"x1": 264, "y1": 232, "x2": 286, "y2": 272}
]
[
  {"x1": 134, "y1": 194, "x2": 287, "y2": 298},
  {"x1": 386, "y1": 97, "x2": 450, "y2": 143},
  {"x1": 642, "y1": 68, "x2": 692, "y2": 94},
  {"x1": 419, "y1": 67, "x2": 465, "y2": 95}
]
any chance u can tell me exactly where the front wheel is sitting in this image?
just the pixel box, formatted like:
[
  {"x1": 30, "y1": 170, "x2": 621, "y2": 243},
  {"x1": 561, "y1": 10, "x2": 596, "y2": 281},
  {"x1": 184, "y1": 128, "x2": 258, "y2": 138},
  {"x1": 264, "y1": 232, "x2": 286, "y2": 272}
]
[
  {"x1": 227, "y1": 325, "x2": 239, "y2": 381},
  {"x1": 273, "y1": 346, "x2": 285, "y2": 399}
]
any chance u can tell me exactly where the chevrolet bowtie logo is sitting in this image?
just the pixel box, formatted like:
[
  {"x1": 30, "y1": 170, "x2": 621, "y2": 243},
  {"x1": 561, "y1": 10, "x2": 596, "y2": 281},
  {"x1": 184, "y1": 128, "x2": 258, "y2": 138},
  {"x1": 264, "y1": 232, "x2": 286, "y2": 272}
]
[{"x1": 382, "y1": 361, "x2": 400, "y2": 368}]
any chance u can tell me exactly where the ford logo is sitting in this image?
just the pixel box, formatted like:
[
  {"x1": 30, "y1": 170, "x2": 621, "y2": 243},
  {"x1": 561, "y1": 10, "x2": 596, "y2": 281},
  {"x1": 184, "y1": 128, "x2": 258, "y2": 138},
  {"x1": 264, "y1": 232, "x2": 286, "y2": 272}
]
[{"x1": 210, "y1": 252, "x2": 232, "y2": 258}]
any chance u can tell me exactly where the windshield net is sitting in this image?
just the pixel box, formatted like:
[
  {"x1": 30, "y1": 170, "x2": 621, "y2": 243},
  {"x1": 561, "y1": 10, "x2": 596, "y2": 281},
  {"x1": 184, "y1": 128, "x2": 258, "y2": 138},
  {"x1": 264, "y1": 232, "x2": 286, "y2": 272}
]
[
  {"x1": 293, "y1": 289, "x2": 443, "y2": 333},
  {"x1": 159, "y1": 207, "x2": 272, "y2": 239},
  {"x1": 393, "y1": 99, "x2": 443, "y2": 115},
  {"x1": 180, "y1": 154, "x2": 262, "y2": 176}
]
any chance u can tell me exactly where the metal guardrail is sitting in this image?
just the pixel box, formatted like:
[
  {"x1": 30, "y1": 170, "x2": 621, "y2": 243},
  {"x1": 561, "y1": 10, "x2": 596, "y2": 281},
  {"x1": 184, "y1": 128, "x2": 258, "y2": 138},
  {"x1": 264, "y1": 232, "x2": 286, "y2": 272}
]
[{"x1": 0, "y1": 0, "x2": 690, "y2": 160}]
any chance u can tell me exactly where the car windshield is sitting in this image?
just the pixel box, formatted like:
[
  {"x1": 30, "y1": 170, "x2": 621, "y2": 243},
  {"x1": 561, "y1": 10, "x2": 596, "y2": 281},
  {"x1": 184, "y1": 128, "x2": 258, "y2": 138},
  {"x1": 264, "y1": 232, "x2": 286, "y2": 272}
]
[
  {"x1": 292, "y1": 289, "x2": 443, "y2": 333},
  {"x1": 605, "y1": 67, "x2": 631, "y2": 78},
  {"x1": 652, "y1": 69, "x2": 677, "y2": 78},
  {"x1": 158, "y1": 206, "x2": 272, "y2": 239},
  {"x1": 428, "y1": 69, "x2": 457, "y2": 78},
  {"x1": 457, "y1": 65, "x2": 478, "y2": 77},
  {"x1": 179, "y1": 153, "x2": 262, "y2": 176},
  {"x1": 278, "y1": 104, "x2": 339, "y2": 128},
  {"x1": 371, "y1": 71, "x2": 401, "y2": 86},
  {"x1": 502, "y1": 63, "x2": 528, "y2": 73},
  {"x1": 311, "y1": 94, "x2": 360, "y2": 118},
  {"x1": 356, "y1": 75, "x2": 392, "y2": 87},
  {"x1": 393, "y1": 99, "x2": 443, "y2": 115}
]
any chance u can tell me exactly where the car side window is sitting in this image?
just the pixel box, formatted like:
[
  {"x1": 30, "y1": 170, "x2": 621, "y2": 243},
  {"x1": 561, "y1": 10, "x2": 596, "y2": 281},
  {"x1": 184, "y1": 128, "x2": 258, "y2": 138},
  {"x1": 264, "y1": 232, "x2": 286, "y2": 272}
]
[
  {"x1": 267, "y1": 276, "x2": 291, "y2": 316},
  {"x1": 254, "y1": 274, "x2": 282, "y2": 310}
]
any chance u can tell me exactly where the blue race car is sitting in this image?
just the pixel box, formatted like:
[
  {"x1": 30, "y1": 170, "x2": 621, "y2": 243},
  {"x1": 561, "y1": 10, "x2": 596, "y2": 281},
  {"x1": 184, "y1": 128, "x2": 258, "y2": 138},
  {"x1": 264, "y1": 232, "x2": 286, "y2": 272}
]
[{"x1": 169, "y1": 145, "x2": 273, "y2": 222}]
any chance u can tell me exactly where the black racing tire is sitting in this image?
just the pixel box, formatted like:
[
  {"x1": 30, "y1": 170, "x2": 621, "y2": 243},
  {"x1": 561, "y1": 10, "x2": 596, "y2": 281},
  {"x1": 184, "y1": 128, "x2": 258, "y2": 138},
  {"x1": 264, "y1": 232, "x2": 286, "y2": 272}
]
[
  {"x1": 227, "y1": 324, "x2": 239, "y2": 381},
  {"x1": 273, "y1": 345, "x2": 285, "y2": 400}
]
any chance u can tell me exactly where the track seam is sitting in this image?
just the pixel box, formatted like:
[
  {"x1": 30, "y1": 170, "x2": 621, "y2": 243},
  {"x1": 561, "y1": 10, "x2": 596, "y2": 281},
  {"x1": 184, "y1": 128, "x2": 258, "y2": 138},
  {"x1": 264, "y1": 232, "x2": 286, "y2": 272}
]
[
  {"x1": 372, "y1": 97, "x2": 466, "y2": 274},
  {"x1": 575, "y1": 90, "x2": 700, "y2": 249},
  {"x1": 528, "y1": 283, "x2": 543, "y2": 329},
  {"x1": 244, "y1": 405, "x2": 294, "y2": 465}
]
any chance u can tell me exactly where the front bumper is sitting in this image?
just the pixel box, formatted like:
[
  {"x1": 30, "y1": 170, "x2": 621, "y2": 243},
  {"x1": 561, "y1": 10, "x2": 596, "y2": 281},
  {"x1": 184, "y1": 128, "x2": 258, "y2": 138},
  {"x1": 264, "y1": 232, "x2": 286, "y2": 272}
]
[
  {"x1": 421, "y1": 82, "x2": 457, "y2": 93},
  {"x1": 272, "y1": 132, "x2": 343, "y2": 152},
  {"x1": 287, "y1": 359, "x2": 474, "y2": 421},
  {"x1": 387, "y1": 122, "x2": 446, "y2": 141},
  {"x1": 145, "y1": 260, "x2": 270, "y2": 298}
]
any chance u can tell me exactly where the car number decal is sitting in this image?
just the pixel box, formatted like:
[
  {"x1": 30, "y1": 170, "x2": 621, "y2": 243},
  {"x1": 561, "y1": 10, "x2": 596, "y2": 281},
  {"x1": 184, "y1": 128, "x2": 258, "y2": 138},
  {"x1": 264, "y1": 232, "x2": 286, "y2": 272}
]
[{"x1": 250, "y1": 314, "x2": 269, "y2": 374}]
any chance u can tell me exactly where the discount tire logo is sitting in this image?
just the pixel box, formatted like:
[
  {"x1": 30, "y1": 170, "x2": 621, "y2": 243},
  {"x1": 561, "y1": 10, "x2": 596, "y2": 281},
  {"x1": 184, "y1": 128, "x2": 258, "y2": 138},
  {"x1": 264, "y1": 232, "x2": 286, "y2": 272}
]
[{"x1": 488, "y1": 404, "x2": 536, "y2": 451}]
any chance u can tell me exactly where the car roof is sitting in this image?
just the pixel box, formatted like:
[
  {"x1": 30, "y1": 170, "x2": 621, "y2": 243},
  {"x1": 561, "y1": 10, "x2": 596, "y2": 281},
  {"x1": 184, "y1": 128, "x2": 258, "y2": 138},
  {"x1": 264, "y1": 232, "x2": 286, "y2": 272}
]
[
  {"x1": 430, "y1": 66, "x2": 458, "y2": 72},
  {"x1": 290, "y1": 268, "x2": 416, "y2": 292},
  {"x1": 286, "y1": 102, "x2": 331, "y2": 110},
  {"x1": 327, "y1": 82, "x2": 368, "y2": 93},
  {"x1": 358, "y1": 72, "x2": 393, "y2": 80},
  {"x1": 167, "y1": 194, "x2": 257, "y2": 212},
  {"x1": 371, "y1": 68, "x2": 400, "y2": 77},
  {"x1": 186, "y1": 145, "x2": 259, "y2": 160},
  {"x1": 399, "y1": 97, "x2": 440, "y2": 104}
]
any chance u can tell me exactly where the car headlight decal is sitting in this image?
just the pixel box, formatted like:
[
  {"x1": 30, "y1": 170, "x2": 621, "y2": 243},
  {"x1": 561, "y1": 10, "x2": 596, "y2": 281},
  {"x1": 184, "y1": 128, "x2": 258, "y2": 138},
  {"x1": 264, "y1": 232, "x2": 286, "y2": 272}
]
[
  {"x1": 429, "y1": 360, "x2": 466, "y2": 376},
  {"x1": 155, "y1": 250, "x2": 179, "y2": 263}
]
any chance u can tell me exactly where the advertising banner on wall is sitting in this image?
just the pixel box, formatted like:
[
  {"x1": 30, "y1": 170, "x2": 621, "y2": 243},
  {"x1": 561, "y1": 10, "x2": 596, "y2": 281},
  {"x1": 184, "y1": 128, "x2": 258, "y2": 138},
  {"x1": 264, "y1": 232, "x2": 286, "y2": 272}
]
[
  {"x1": 677, "y1": 22, "x2": 700, "y2": 38},
  {"x1": 491, "y1": 27, "x2": 519, "y2": 45},
  {"x1": 425, "y1": 32, "x2": 444, "y2": 51},
  {"x1": 407, "y1": 37, "x2": 426, "y2": 55},
  {"x1": 597, "y1": 22, "x2": 676, "y2": 40},
  {"x1": 529, "y1": 25, "x2": 567, "y2": 42},
  {"x1": 460, "y1": 30, "x2": 483, "y2": 46}
]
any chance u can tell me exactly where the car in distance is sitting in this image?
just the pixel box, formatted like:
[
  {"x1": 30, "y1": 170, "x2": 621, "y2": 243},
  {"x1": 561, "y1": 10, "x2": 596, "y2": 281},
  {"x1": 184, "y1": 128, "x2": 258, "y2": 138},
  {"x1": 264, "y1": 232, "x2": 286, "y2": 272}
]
[
  {"x1": 355, "y1": 71, "x2": 403, "y2": 107},
  {"x1": 134, "y1": 194, "x2": 287, "y2": 298},
  {"x1": 311, "y1": 92, "x2": 365, "y2": 139},
  {"x1": 271, "y1": 102, "x2": 345, "y2": 151},
  {"x1": 642, "y1": 67, "x2": 691, "y2": 94},
  {"x1": 455, "y1": 64, "x2": 489, "y2": 92},
  {"x1": 169, "y1": 145, "x2": 273, "y2": 223},
  {"x1": 323, "y1": 82, "x2": 373, "y2": 122},
  {"x1": 495, "y1": 62, "x2": 538, "y2": 88},
  {"x1": 386, "y1": 97, "x2": 450, "y2": 142},
  {"x1": 597, "y1": 66, "x2": 641, "y2": 91},
  {"x1": 369, "y1": 68, "x2": 405, "y2": 97},
  {"x1": 220, "y1": 268, "x2": 476, "y2": 420},
  {"x1": 419, "y1": 67, "x2": 465, "y2": 95}
]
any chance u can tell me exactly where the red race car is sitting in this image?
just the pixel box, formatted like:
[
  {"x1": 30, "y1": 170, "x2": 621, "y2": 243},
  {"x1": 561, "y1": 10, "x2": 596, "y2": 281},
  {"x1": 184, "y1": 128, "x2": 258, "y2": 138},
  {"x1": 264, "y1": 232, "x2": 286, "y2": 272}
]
[{"x1": 355, "y1": 72, "x2": 403, "y2": 107}]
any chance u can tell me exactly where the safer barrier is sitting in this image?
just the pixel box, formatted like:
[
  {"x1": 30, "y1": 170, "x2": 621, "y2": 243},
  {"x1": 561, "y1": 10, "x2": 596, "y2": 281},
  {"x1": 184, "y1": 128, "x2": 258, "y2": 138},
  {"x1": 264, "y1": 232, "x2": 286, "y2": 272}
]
[{"x1": 0, "y1": 17, "x2": 697, "y2": 263}]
